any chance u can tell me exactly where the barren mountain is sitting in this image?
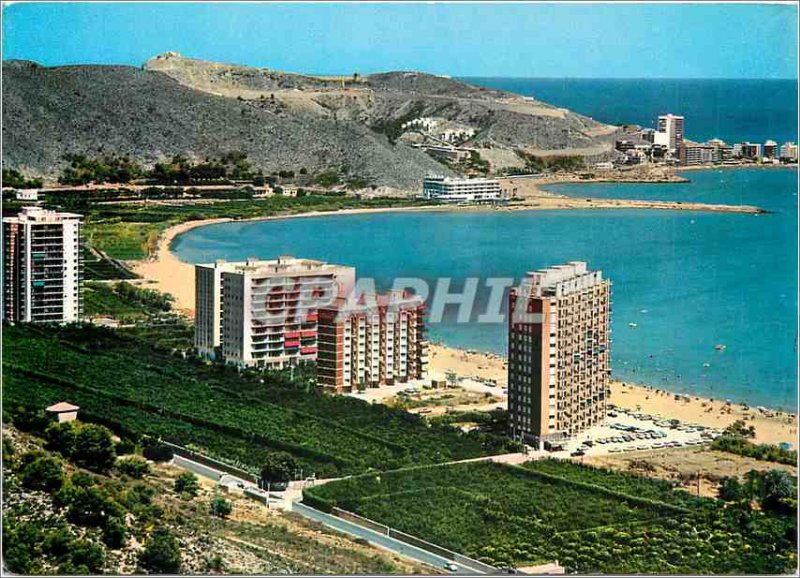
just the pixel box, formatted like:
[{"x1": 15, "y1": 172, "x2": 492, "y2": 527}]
[{"x1": 3, "y1": 53, "x2": 621, "y2": 189}]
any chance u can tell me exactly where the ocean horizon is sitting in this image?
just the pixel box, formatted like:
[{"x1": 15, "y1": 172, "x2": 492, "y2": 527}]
[{"x1": 462, "y1": 77, "x2": 798, "y2": 145}]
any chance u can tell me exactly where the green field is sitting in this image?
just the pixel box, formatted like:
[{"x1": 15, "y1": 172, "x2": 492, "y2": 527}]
[
  {"x1": 305, "y1": 460, "x2": 796, "y2": 574},
  {"x1": 4, "y1": 324, "x2": 518, "y2": 478},
  {"x1": 77, "y1": 195, "x2": 433, "y2": 260}
]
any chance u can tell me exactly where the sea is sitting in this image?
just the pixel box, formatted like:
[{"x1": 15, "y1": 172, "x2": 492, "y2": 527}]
[
  {"x1": 462, "y1": 78, "x2": 798, "y2": 145},
  {"x1": 173, "y1": 79, "x2": 798, "y2": 410}
]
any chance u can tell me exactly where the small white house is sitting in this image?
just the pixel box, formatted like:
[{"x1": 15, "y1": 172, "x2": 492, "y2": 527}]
[
  {"x1": 46, "y1": 401, "x2": 80, "y2": 423},
  {"x1": 16, "y1": 189, "x2": 39, "y2": 201}
]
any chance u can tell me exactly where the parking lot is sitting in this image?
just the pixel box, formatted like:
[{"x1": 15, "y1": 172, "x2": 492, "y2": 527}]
[{"x1": 551, "y1": 405, "x2": 723, "y2": 458}]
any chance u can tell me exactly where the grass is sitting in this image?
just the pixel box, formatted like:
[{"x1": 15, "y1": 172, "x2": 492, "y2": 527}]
[{"x1": 85, "y1": 221, "x2": 165, "y2": 260}]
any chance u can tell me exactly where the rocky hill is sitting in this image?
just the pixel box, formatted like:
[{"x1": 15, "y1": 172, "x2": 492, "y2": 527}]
[{"x1": 3, "y1": 53, "x2": 620, "y2": 189}]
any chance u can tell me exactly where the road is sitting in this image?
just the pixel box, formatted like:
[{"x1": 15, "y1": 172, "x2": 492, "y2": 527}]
[
  {"x1": 292, "y1": 502, "x2": 480, "y2": 575},
  {"x1": 170, "y1": 454, "x2": 486, "y2": 574}
]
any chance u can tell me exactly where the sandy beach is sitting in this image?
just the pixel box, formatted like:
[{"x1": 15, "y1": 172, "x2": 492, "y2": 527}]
[
  {"x1": 427, "y1": 344, "x2": 796, "y2": 446},
  {"x1": 129, "y1": 199, "x2": 793, "y2": 446}
]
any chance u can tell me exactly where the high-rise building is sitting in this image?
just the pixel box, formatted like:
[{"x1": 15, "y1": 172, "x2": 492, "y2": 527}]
[
  {"x1": 317, "y1": 292, "x2": 428, "y2": 391},
  {"x1": 763, "y1": 140, "x2": 778, "y2": 159},
  {"x1": 194, "y1": 256, "x2": 355, "y2": 369},
  {"x1": 507, "y1": 262, "x2": 611, "y2": 448},
  {"x1": 3, "y1": 206, "x2": 83, "y2": 323},
  {"x1": 655, "y1": 114, "x2": 685, "y2": 153}
]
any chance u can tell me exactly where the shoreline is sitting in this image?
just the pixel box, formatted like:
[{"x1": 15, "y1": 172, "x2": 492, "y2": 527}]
[
  {"x1": 130, "y1": 188, "x2": 767, "y2": 314},
  {"x1": 127, "y1": 184, "x2": 792, "y2": 437},
  {"x1": 427, "y1": 344, "x2": 796, "y2": 446}
]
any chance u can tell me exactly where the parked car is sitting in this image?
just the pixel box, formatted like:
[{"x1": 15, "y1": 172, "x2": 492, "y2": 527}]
[{"x1": 445, "y1": 563, "x2": 459, "y2": 572}]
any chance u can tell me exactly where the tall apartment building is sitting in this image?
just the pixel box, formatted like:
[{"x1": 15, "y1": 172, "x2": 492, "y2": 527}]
[
  {"x1": 655, "y1": 114, "x2": 685, "y2": 153},
  {"x1": 763, "y1": 140, "x2": 778, "y2": 159},
  {"x1": 195, "y1": 256, "x2": 355, "y2": 369},
  {"x1": 3, "y1": 206, "x2": 83, "y2": 323},
  {"x1": 507, "y1": 262, "x2": 611, "y2": 448},
  {"x1": 317, "y1": 292, "x2": 428, "y2": 392},
  {"x1": 422, "y1": 176, "x2": 502, "y2": 203}
]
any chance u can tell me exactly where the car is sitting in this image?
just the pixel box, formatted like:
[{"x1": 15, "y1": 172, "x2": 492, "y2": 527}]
[
  {"x1": 583, "y1": 441, "x2": 594, "y2": 447},
  {"x1": 571, "y1": 450, "x2": 586, "y2": 457},
  {"x1": 445, "y1": 563, "x2": 459, "y2": 572}
]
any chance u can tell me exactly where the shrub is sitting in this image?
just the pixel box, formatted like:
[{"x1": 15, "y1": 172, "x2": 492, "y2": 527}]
[
  {"x1": 139, "y1": 527, "x2": 181, "y2": 574},
  {"x1": 46, "y1": 421, "x2": 117, "y2": 473},
  {"x1": 117, "y1": 456, "x2": 150, "y2": 479},
  {"x1": 174, "y1": 472, "x2": 200, "y2": 497},
  {"x1": 142, "y1": 442, "x2": 174, "y2": 463},
  {"x1": 115, "y1": 438, "x2": 137, "y2": 456},
  {"x1": 20, "y1": 456, "x2": 65, "y2": 493},
  {"x1": 102, "y1": 517, "x2": 128, "y2": 549},
  {"x1": 210, "y1": 496, "x2": 233, "y2": 518}
]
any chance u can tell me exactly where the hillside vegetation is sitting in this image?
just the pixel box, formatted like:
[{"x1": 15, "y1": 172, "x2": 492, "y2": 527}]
[
  {"x1": 305, "y1": 459, "x2": 797, "y2": 574},
  {"x1": 3, "y1": 324, "x2": 519, "y2": 479},
  {"x1": 2, "y1": 426, "x2": 426, "y2": 575}
]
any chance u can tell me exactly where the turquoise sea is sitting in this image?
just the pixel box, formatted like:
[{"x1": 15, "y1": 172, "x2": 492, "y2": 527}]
[{"x1": 174, "y1": 168, "x2": 798, "y2": 410}]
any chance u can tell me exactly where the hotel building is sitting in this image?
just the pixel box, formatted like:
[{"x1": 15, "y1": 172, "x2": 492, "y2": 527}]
[
  {"x1": 3, "y1": 206, "x2": 83, "y2": 323},
  {"x1": 507, "y1": 262, "x2": 611, "y2": 448},
  {"x1": 195, "y1": 256, "x2": 355, "y2": 369},
  {"x1": 317, "y1": 292, "x2": 428, "y2": 391},
  {"x1": 422, "y1": 176, "x2": 502, "y2": 203}
]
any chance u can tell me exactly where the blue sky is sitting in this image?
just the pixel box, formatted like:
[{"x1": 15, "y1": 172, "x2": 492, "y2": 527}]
[{"x1": 2, "y1": 2, "x2": 797, "y2": 78}]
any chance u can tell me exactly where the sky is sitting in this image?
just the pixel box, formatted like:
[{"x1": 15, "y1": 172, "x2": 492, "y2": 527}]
[{"x1": 2, "y1": 2, "x2": 798, "y2": 78}]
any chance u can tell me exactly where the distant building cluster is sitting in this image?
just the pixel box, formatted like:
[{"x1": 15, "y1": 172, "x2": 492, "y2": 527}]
[
  {"x1": 3, "y1": 207, "x2": 83, "y2": 323},
  {"x1": 401, "y1": 117, "x2": 476, "y2": 144},
  {"x1": 615, "y1": 113, "x2": 797, "y2": 167}
]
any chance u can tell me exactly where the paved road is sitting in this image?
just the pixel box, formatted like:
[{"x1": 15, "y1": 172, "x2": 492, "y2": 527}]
[
  {"x1": 292, "y1": 502, "x2": 480, "y2": 575},
  {"x1": 170, "y1": 454, "x2": 483, "y2": 573}
]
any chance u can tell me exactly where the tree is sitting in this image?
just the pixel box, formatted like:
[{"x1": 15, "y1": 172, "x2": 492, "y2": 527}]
[
  {"x1": 174, "y1": 472, "x2": 200, "y2": 497},
  {"x1": 72, "y1": 423, "x2": 117, "y2": 473},
  {"x1": 139, "y1": 528, "x2": 181, "y2": 574},
  {"x1": 46, "y1": 421, "x2": 117, "y2": 473},
  {"x1": 717, "y1": 476, "x2": 745, "y2": 503},
  {"x1": 445, "y1": 370, "x2": 459, "y2": 388},
  {"x1": 66, "y1": 486, "x2": 124, "y2": 528},
  {"x1": 757, "y1": 469, "x2": 796, "y2": 513},
  {"x1": 20, "y1": 456, "x2": 65, "y2": 493},
  {"x1": 210, "y1": 495, "x2": 233, "y2": 518},
  {"x1": 260, "y1": 451, "x2": 298, "y2": 488}
]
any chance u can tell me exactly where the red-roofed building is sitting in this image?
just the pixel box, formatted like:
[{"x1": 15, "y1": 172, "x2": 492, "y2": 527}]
[{"x1": 45, "y1": 401, "x2": 80, "y2": 423}]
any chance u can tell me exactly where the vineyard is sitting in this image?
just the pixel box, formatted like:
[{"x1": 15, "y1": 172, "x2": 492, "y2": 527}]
[
  {"x1": 305, "y1": 460, "x2": 796, "y2": 574},
  {"x1": 3, "y1": 324, "x2": 517, "y2": 478}
]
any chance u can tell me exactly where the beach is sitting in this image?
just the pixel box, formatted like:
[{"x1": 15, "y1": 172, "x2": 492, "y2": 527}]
[
  {"x1": 130, "y1": 199, "x2": 795, "y2": 447},
  {"x1": 427, "y1": 344, "x2": 796, "y2": 446}
]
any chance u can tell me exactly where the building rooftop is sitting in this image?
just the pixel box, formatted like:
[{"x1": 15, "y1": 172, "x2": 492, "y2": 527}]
[
  {"x1": 521, "y1": 261, "x2": 606, "y2": 297},
  {"x1": 3, "y1": 206, "x2": 83, "y2": 224},
  {"x1": 423, "y1": 175, "x2": 500, "y2": 185},
  {"x1": 198, "y1": 256, "x2": 351, "y2": 276},
  {"x1": 46, "y1": 401, "x2": 80, "y2": 413}
]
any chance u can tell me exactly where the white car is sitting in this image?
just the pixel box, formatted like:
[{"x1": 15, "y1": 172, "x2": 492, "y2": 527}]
[{"x1": 445, "y1": 563, "x2": 459, "y2": 572}]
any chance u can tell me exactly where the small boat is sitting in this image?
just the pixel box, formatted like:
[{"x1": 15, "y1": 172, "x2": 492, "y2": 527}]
[
  {"x1": 702, "y1": 362, "x2": 711, "y2": 368},
  {"x1": 714, "y1": 344, "x2": 726, "y2": 351},
  {"x1": 640, "y1": 309, "x2": 648, "y2": 314},
  {"x1": 628, "y1": 322, "x2": 637, "y2": 328}
]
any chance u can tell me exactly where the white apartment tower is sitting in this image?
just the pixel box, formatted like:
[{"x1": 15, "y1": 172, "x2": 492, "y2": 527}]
[
  {"x1": 508, "y1": 262, "x2": 611, "y2": 448},
  {"x1": 3, "y1": 207, "x2": 83, "y2": 323},
  {"x1": 655, "y1": 114, "x2": 685, "y2": 153},
  {"x1": 194, "y1": 256, "x2": 355, "y2": 369}
]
